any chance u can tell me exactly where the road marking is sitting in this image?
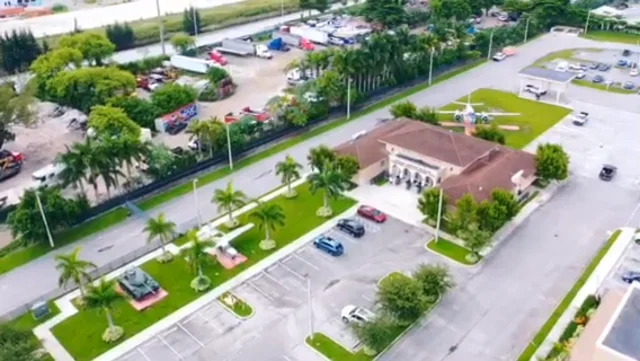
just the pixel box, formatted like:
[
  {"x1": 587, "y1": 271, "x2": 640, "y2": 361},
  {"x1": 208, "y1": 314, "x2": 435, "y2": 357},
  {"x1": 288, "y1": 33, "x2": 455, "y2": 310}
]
[
  {"x1": 283, "y1": 356, "x2": 293, "y2": 361},
  {"x1": 246, "y1": 280, "x2": 275, "y2": 301},
  {"x1": 361, "y1": 295, "x2": 374, "y2": 302},
  {"x1": 278, "y1": 261, "x2": 306, "y2": 280},
  {"x1": 158, "y1": 334, "x2": 184, "y2": 360},
  {"x1": 195, "y1": 312, "x2": 223, "y2": 334},
  {"x1": 178, "y1": 323, "x2": 205, "y2": 347},
  {"x1": 262, "y1": 270, "x2": 290, "y2": 290},
  {"x1": 313, "y1": 250, "x2": 338, "y2": 263},
  {"x1": 292, "y1": 253, "x2": 320, "y2": 270},
  {"x1": 136, "y1": 347, "x2": 152, "y2": 361}
]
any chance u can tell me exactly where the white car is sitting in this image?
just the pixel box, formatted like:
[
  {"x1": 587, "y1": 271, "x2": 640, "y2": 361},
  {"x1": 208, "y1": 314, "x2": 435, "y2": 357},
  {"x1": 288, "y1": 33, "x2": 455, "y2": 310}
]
[
  {"x1": 569, "y1": 63, "x2": 586, "y2": 71},
  {"x1": 498, "y1": 14, "x2": 508, "y2": 22},
  {"x1": 341, "y1": 305, "x2": 375, "y2": 325},
  {"x1": 492, "y1": 52, "x2": 507, "y2": 62},
  {"x1": 524, "y1": 84, "x2": 547, "y2": 96},
  {"x1": 575, "y1": 71, "x2": 586, "y2": 79},
  {"x1": 631, "y1": 69, "x2": 638, "y2": 77}
]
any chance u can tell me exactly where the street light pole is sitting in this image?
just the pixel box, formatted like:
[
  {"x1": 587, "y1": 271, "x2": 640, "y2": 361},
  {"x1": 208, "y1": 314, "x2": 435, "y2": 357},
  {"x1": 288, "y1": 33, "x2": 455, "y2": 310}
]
[
  {"x1": 434, "y1": 188, "x2": 443, "y2": 243},
  {"x1": 584, "y1": 10, "x2": 591, "y2": 35},
  {"x1": 35, "y1": 192, "x2": 55, "y2": 248},
  {"x1": 155, "y1": 0, "x2": 166, "y2": 55},
  {"x1": 281, "y1": 0, "x2": 284, "y2": 18},
  {"x1": 192, "y1": 4, "x2": 199, "y2": 40},
  {"x1": 346, "y1": 78, "x2": 352, "y2": 120},
  {"x1": 192, "y1": 179, "x2": 202, "y2": 227},
  {"x1": 307, "y1": 277, "x2": 314, "y2": 336},
  {"x1": 524, "y1": 16, "x2": 531, "y2": 43},
  {"x1": 428, "y1": 47, "x2": 435, "y2": 86},
  {"x1": 226, "y1": 123, "x2": 234, "y2": 170},
  {"x1": 487, "y1": 30, "x2": 494, "y2": 61}
]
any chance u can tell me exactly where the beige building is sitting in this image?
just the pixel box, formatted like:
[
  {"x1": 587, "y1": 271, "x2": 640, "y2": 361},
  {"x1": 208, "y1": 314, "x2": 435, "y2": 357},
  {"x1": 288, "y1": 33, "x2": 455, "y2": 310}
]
[
  {"x1": 335, "y1": 118, "x2": 537, "y2": 203},
  {"x1": 570, "y1": 285, "x2": 640, "y2": 361}
]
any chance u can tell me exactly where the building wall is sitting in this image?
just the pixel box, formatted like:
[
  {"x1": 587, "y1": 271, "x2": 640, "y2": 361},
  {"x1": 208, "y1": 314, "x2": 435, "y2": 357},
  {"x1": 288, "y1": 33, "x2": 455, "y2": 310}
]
[{"x1": 355, "y1": 159, "x2": 387, "y2": 185}]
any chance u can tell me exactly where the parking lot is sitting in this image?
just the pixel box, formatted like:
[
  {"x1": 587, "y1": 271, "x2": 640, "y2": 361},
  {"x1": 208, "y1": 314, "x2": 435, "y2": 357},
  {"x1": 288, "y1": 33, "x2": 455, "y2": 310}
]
[
  {"x1": 601, "y1": 232, "x2": 640, "y2": 293},
  {"x1": 116, "y1": 215, "x2": 470, "y2": 361}
]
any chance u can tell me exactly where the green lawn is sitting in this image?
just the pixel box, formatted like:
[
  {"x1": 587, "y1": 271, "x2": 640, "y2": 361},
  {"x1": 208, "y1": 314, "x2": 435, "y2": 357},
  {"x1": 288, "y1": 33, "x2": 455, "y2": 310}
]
[
  {"x1": 572, "y1": 79, "x2": 637, "y2": 94},
  {"x1": 0, "y1": 61, "x2": 485, "y2": 278},
  {"x1": 438, "y1": 88, "x2": 572, "y2": 149},
  {"x1": 51, "y1": 183, "x2": 356, "y2": 361},
  {"x1": 582, "y1": 31, "x2": 640, "y2": 45},
  {"x1": 0, "y1": 208, "x2": 129, "y2": 276},
  {"x1": 306, "y1": 333, "x2": 373, "y2": 361},
  {"x1": 7, "y1": 301, "x2": 61, "y2": 331},
  {"x1": 426, "y1": 238, "x2": 479, "y2": 266},
  {"x1": 532, "y1": 48, "x2": 602, "y2": 66},
  {"x1": 218, "y1": 292, "x2": 253, "y2": 318},
  {"x1": 516, "y1": 229, "x2": 622, "y2": 361}
]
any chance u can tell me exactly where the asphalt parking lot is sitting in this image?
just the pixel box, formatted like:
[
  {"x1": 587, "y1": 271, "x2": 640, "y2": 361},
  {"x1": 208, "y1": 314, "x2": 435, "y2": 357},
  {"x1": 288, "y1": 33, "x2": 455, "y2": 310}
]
[
  {"x1": 116, "y1": 215, "x2": 468, "y2": 361},
  {"x1": 600, "y1": 231, "x2": 640, "y2": 293}
]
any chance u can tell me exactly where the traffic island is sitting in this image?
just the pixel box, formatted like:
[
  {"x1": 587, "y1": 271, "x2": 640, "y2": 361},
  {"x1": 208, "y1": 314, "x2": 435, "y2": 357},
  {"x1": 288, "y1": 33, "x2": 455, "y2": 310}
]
[
  {"x1": 218, "y1": 292, "x2": 254, "y2": 319},
  {"x1": 305, "y1": 333, "x2": 372, "y2": 361},
  {"x1": 426, "y1": 238, "x2": 481, "y2": 266}
]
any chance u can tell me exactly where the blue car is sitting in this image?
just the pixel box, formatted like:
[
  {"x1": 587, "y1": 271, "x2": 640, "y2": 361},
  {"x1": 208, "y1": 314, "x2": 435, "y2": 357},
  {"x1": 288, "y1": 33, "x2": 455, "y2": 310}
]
[
  {"x1": 592, "y1": 75, "x2": 604, "y2": 83},
  {"x1": 623, "y1": 81, "x2": 635, "y2": 90},
  {"x1": 622, "y1": 271, "x2": 640, "y2": 283},
  {"x1": 313, "y1": 236, "x2": 344, "y2": 256},
  {"x1": 617, "y1": 59, "x2": 628, "y2": 67},
  {"x1": 598, "y1": 63, "x2": 611, "y2": 71}
]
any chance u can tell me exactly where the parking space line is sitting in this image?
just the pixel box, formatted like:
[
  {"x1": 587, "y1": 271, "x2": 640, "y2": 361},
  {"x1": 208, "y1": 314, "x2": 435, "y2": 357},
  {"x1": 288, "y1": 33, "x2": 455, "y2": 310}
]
[
  {"x1": 292, "y1": 253, "x2": 319, "y2": 270},
  {"x1": 283, "y1": 356, "x2": 293, "y2": 361},
  {"x1": 262, "y1": 270, "x2": 290, "y2": 290},
  {"x1": 196, "y1": 313, "x2": 223, "y2": 334},
  {"x1": 313, "y1": 249, "x2": 337, "y2": 263},
  {"x1": 157, "y1": 334, "x2": 184, "y2": 360},
  {"x1": 137, "y1": 347, "x2": 152, "y2": 361},
  {"x1": 278, "y1": 261, "x2": 306, "y2": 280},
  {"x1": 361, "y1": 295, "x2": 374, "y2": 302},
  {"x1": 177, "y1": 323, "x2": 205, "y2": 347},
  {"x1": 246, "y1": 280, "x2": 275, "y2": 301}
]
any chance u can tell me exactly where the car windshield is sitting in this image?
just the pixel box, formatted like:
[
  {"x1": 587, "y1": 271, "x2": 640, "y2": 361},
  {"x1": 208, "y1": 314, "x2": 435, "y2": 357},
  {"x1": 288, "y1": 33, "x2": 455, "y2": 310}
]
[{"x1": 603, "y1": 168, "x2": 613, "y2": 174}]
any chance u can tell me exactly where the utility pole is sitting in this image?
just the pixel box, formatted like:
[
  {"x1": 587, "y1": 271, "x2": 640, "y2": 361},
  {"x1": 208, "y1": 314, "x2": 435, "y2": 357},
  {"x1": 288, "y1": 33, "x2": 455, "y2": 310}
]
[
  {"x1": 434, "y1": 188, "x2": 443, "y2": 243},
  {"x1": 524, "y1": 16, "x2": 531, "y2": 43},
  {"x1": 35, "y1": 192, "x2": 55, "y2": 248},
  {"x1": 307, "y1": 277, "x2": 314, "y2": 336},
  {"x1": 428, "y1": 47, "x2": 435, "y2": 86},
  {"x1": 226, "y1": 123, "x2": 234, "y2": 170},
  {"x1": 346, "y1": 78, "x2": 353, "y2": 120},
  {"x1": 192, "y1": 5, "x2": 199, "y2": 40},
  {"x1": 584, "y1": 10, "x2": 591, "y2": 35},
  {"x1": 192, "y1": 179, "x2": 202, "y2": 227},
  {"x1": 155, "y1": 0, "x2": 166, "y2": 55},
  {"x1": 281, "y1": 0, "x2": 284, "y2": 18},
  {"x1": 486, "y1": 30, "x2": 494, "y2": 61}
]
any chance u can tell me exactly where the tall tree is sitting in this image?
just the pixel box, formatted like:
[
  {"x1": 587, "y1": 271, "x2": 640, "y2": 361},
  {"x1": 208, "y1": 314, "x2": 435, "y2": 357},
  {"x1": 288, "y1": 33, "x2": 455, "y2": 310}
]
[
  {"x1": 0, "y1": 82, "x2": 36, "y2": 149},
  {"x1": 250, "y1": 202, "x2": 286, "y2": 250},
  {"x1": 57, "y1": 32, "x2": 116, "y2": 66},
  {"x1": 307, "y1": 145, "x2": 336, "y2": 172},
  {"x1": 390, "y1": 101, "x2": 418, "y2": 119},
  {"x1": 108, "y1": 96, "x2": 159, "y2": 129},
  {"x1": 535, "y1": 143, "x2": 569, "y2": 182},
  {"x1": 458, "y1": 223, "x2": 491, "y2": 260},
  {"x1": 109, "y1": 135, "x2": 149, "y2": 179},
  {"x1": 55, "y1": 247, "x2": 96, "y2": 298},
  {"x1": 151, "y1": 83, "x2": 197, "y2": 116},
  {"x1": 143, "y1": 213, "x2": 176, "y2": 262},
  {"x1": 412, "y1": 263, "x2": 454, "y2": 303},
  {"x1": 0, "y1": 29, "x2": 42, "y2": 74},
  {"x1": 105, "y1": 22, "x2": 135, "y2": 51},
  {"x1": 57, "y1": 143, "x2": 89, "y2": 195},
  {"x1": 351, "y1": 315, "x2": 400, "y2": 355},
  {"x1": 449, "y1": 193, "x2": 477, "y2": 234},
  {"x1": 83, "y1": 278, "x2": 124, "y2": 342},
  {"x1": 376, "y1": 273, "x2": 429, "y2": 325},
  {"x1": 212, "y1": 182, "x2": 248, "y2": 227},
  {"x1": 431, "y1": 0, "x2": 473, "y2": 21},
  {"x1": 490, "y1": 189, "x2": 519, "y2": 219},
  {"x1": 182, "y1": 229, "x2": 215, "y2": 291},
  {"x1": 418, "y1": 187, "x2": 447, "y2": 226},
  {"x1": 308, "y1": 164, "x2": 346, "y2": 217},
  {"x1": 182, "y1": 7, "x2": 203, "y2": 36},
  {"x1": 170, "y1": 33, "x2": 195, "y2": 55},
  {"x1": 474, "y1": 124, "x2": 505, "y2": 145},
  {"x1": 476, "y1": 200, "x2": 508, "y2": 233},
  {"x1": 275, "y1": 155, "x2": 303, "y2": 198},
  {"x1": 336, "y1": 155, "x2": 360, "y2": 182},
  {"x1": 187, "y1": 118, "x2": 224, "y2": 158},
  {"x1": 88, "y1": 105, "x2": 141, "y2": 139},
  {"x1": 0, "y1": 325, "x2": 40, "y2": 361},
  {"x1": 362, "y1": 0, "x2": 407, "y2": 28}
]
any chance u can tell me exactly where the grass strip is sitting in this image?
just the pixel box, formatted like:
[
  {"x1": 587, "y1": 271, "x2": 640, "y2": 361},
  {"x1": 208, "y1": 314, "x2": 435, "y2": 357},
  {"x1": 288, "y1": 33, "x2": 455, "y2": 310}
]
[
  {"x1": 218, "y1": 292, "x2": 253, "y2": 318},
  {"x1": 51, "y1": 183, "x2": 356, "y2": 361},
  {"x1": 7, "y1": 301, "x2": 61, "y2": 331},
  {"x1": 426, "y1": 238, "x2": 479, "y2": 266},
  {"x1": 306, "y1": 333, "x2": 373, "y2": 361},
  {"x1": 516, "y1": 229, "x2": 622, "y2": 361},
  {"x1": 582, "y1": 31, "x2": 640, "y2": 45},
  {"x1": 572, "y1": 79, "x2": 636, "y2": 94}
]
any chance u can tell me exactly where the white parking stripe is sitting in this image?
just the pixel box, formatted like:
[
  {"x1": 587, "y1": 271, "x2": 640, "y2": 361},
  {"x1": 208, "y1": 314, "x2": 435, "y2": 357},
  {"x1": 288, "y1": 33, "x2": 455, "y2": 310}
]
[
  {"x1": 158, "y1": 334, "x2": 184, "y2": 360},
  {"x1": 292, "y1": 253, "x2": 319, "y2": 270},
  {"x1": 137, "y1": 348, "x2": 152, "y2": 361},
  {"x1": 178, "y1": 323, "x2": 205, "y2": 347},
  {"x1": 246, "y1": 280, "x2": 275, "y2": 301},
  {"x1": 196, "y1": 312, "x2": 223, "y2": 334},
  {"x1": 361, "y1": 295, "x2": 374, "y2": 302},
  {"x1": 278, "y1": 261, "x2": 306, "y2": 280},
  {"x1": 283, "y1": 356, "x2": 293, "y2": 361},
  {"x1": 262, "y1": 270, "x2": 290, "y2": 290}
]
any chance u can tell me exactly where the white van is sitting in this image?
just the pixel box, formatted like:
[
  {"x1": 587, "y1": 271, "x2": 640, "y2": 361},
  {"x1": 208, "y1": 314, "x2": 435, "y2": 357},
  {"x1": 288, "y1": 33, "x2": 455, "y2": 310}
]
[{"x1": 31, "y1": 163, "x2": 65, "y2": 189}]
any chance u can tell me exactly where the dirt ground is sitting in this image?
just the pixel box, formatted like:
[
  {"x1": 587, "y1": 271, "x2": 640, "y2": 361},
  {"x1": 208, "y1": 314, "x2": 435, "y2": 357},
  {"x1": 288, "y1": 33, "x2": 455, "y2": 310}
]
[{"x1": 158, "y1": 48, "x2": 306, "y2": 148}]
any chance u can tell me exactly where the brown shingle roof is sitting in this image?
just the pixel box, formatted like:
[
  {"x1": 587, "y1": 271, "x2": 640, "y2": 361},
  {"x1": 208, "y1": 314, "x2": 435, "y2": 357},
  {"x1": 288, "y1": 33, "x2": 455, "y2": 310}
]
[{"x1": 334, "y1": 120, "x2": 407, "y2": 168}]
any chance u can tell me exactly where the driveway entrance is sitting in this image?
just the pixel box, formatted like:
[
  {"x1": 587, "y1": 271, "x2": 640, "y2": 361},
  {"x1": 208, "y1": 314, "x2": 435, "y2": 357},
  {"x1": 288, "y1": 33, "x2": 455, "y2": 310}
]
[{"x1": 346, "y1": 183, "x2": 424, "y2": 226}]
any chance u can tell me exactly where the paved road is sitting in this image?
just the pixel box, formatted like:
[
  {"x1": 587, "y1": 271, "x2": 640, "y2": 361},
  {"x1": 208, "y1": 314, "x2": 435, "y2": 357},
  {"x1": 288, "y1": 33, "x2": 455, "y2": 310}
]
[{"x1": 0, "y1": 32, "x2": 634, "y2": 324}]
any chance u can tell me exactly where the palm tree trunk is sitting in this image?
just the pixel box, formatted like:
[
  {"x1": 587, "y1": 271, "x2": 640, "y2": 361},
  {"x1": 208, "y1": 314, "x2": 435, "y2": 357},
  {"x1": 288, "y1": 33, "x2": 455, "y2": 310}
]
[
  {"x1": 78, "y1": 279, "x2": 86, "y2": 298},
  {"x1": 323, "y1": 192, "x2": 328, "y2": 209},
  {"x1": 287, "y1": 179, "x2": 291, "y2": 194},
  {"x1": 198, "y1": 265, "x2": 204, "y2": 279},
  {"x1": 227, "y1": 209, "x2": 234, "y2": 224},
  {"x1": 105, "y1": 308, "x2": 115, "y2": 329},
  {"x1": 126, "y1": 163, "x2": 132, "y2": 180},
  {"x1": 265, "y1": 226, "x2": 270, "y2": 241}
]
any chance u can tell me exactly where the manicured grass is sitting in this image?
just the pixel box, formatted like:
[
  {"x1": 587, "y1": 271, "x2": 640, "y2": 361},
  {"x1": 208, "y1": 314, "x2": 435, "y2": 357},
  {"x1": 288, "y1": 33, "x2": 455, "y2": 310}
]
[
  {"x1": 0, "y1": 61, "x2": 484, "y2": 276},
  {"x1": 582, "y1": 31, "x2": 640, "y2": 45},
  {"x1": 306, "y1": 333, "x2": 373, "y2": 361},
  {"x1": 532, "y1": 48, "x2": 602, "y2": 66},
  {"x1": 0, "y1": 208, "x2": 129, "y2": 276},
  {"x1": 438, "y1": 88, "x2": 572, "y2": 149},
  {"x1": 572, "y1": 79, "x2": 637, "y2": 94},
  {"x1": 426, "y1": 237, "x2": 479, "y2": 266},
  {"x1": 218, "y1": 292, "x2": 253, "y2": 318},
  {"x1": 7, "y1": 301, "x2": 61, "y2": 331},
  {"x1": 51, "y1": 183, "x2": 356, "y2": 361},
  {"x1": 516, "y1": 229, "x2": 622, "y2": 361},
  {"x1": 373, "y1": 177, "x2": 388, "y2": 186}
]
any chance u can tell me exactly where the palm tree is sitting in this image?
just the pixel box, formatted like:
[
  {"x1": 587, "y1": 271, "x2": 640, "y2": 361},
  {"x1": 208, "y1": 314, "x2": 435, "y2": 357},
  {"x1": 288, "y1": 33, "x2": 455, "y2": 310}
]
[
  {"x1": 143, "y1": 213, "x2": 176, "y2": 261},
  {"x1": 212, "y1": 182, "x2": 248, "y2": 227},
  {"x1": 250, "y1": 202, "x2": 286, "y2": 250},
  {"x1": 57, "y1": 146, "x2": 89, "y2": 195},
  {"x1": 182, "y1": 229, "x2": 215, "y2": 291},
  {"x1": 55, "y1": 247, "x2": 96, "y2": 298},
  {"x1": 84, "y1": 278, "x2": 124, "y2": 343},
  {"x1": 187, "y1": 118, "x2": 224, "y2": 158},
  {"x1": 275, "y1": 155, "x2": 302, "y2": 198},
  {"x1": 308, "y1": 163, "x2": 346, "y2": 217},
  {"x1": 114, "y1": 136, "x2": 149, "y2": 179}
]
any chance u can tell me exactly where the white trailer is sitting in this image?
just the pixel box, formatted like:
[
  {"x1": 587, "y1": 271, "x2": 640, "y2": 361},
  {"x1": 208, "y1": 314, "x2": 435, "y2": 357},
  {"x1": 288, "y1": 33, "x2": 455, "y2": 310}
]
[
  {"x1": 217, "y1": 38, "x2": 272, "y2": 59},
  {"x1": 290, "y1": 26, "x2": 329, "y2": 45},
  {"x1": 170, "y1": 55, "x2": 219, "y2": 74}
]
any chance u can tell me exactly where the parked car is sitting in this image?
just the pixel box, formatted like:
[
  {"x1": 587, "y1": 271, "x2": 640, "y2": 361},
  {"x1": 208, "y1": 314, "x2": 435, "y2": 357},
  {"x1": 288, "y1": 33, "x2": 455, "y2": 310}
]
[
  {"x1": 328, "y1": 36, "x2": 345, "y2": 46},
  {"x1": 623, "y1": 49, "x2": 631, "y2": 57},
  {"x1": 622, "y1": 271, "x2": 640, "y2": 283},
  {"x1": 569, "y1": 63, "x2": 586, "y2": 71},
  {"x1": 571, "y1": 111, "x2": 589, "y2": 126},
  {"x1": 631, "y1": 69, "x2": 638, "y2": 77},
  {"x1": 599, "y1": 164, "x2": 617, "y2": 181},
  {"x1": 575, "y1": 71, "x2": 586, "y2": 79},
  {"x1": 341, "y1": 305, "x2": 375, "y2": 324},
  {"x1": 617, "y1": 59, "x2": 628, "y2": 67},
  {"x1": 623, "y1": 81, "x2": 635, "y2": 90},
  {"x1": 313, "y1": 236, "x2": 344, "y2": 256},
  {"x1": 497, "y1": 14, "x2": 508, "y2": 21},
  {"x1": 166, "y1": 121, "x2": 188, "y2": 135},
  {"x1": 524, "y1": 84, "x2": 547, "y2": 96},
  {"x1": 357, "y1": 205, "x2": 387, "y2": 223},
  {"x1": 597, "y1": 63, "x2": 610, "y2": 71},
  {"x1": 592, "y1": 75, "x2": 604, "y2": 83},
  {"x1": 492, "y1": 52, "x2": 507, "y2": 62},
  {"x1": 588, "y1": 63, "x2": 600, "y2": 70},
  {"x1": 336, "y1": 218, "x2": 365, "y2": 238}
]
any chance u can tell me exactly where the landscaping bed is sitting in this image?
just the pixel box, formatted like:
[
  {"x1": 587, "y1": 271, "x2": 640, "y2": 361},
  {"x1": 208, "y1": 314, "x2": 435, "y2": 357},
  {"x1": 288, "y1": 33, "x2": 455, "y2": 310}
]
[
  {"x1": 426, "y1": 238, "x2": 480, "y2": 266},
  {"x1": 50, "y1": 183, "x2": 356, "y2": 361},
  {"x1": 218, "y1": 292, "x2": 253, "y2": 318},
  {"x1": 545, "y1": 294, "x2": 600, "y2": 360}
]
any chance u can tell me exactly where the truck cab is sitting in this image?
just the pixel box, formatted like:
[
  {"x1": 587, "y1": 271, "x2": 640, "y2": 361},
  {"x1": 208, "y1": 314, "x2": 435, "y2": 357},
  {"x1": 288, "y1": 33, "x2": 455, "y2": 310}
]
[{"x1": 255, "y1": 44, "x2": 273, "y2": 59}]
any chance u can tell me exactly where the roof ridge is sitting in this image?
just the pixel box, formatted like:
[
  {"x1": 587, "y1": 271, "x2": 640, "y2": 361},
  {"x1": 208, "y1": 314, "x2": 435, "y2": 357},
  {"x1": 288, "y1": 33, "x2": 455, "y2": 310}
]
[{"x1": 449, "y1": 131, "x2": 464, "y2": 167}]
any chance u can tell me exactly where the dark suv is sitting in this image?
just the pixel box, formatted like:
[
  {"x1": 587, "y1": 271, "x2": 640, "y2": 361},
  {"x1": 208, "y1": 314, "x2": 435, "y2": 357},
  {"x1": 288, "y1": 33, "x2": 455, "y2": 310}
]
[
  {"x1": 599, "y1": 164, "x2": 617, "y2": 181},
  {"x1": 336, "y1": 218, "x2": 365, "y2": 238}
]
